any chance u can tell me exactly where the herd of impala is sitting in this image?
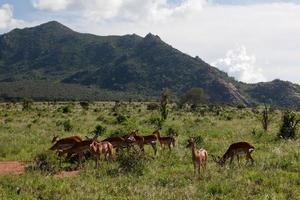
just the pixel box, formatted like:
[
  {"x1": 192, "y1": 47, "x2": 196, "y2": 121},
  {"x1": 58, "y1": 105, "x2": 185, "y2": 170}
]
[{"x1": 49, "y1": 129, "x2": 255, "y2": 175}]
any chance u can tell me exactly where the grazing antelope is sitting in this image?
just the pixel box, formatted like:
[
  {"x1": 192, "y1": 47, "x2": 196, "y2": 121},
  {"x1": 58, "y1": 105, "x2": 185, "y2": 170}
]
[
  {"x1": 58, "y1": 139, "x2": 95, "y2": 168},
  {"x1": 186, "y1": 138, "x2": 208, "y2": 175},
  {"x1": 50, "y1": 135, "x2": 83, "y2": 161},
  {"x1": 89, "y1": 141, "x2": 113, "y2": 168},
  {"x1": 212, "y1": 142, "x2": 255, "y2": 167},
  {"x1": 153, "y1": 130, "x2": 175, "y2": 150},
  {"x1": 102, "y1": 135, "x2": 135, "y2": 152}
]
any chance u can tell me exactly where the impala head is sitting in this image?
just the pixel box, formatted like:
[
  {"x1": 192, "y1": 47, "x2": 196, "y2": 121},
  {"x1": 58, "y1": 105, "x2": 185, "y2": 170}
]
[
  {"x1": 51, "y1": 135, "x2": 59, "y2": 143},
  {"x1": 124, "y1": 135, "x2": 136, "y2": 143},
  {"x1": 129, "y1": 129, "x2": 138, "y2": 136},
  {"x1": 186, "y1": 138, "x2": 195, "y2": 148},
  {"x1": 153, "y1": 129, "x2": 161, "y2": 136},
  {"x1": 212, "y1": 155, "x2": 225, "y2": 166}
]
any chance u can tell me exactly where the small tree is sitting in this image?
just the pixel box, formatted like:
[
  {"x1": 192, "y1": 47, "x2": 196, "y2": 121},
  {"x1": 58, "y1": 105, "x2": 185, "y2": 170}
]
[
  {"x1": 79, "y1": 101, "x2": 89, "y2": 110},
  {"x1": 22, "y1": 98, "x2": 33, "y2": 111},
  {"x1": 180, "y1": 87, "x2": 205, "y2": 109},
  {"x1": 261, "y1": 104, "x2": 271, "y2": 131},
  {"x1": 278, "y1": 111, "x2": 300, "y2": 139},
  {"x1": 160, "y1": 89, "x2": 170, "y2": 121}
]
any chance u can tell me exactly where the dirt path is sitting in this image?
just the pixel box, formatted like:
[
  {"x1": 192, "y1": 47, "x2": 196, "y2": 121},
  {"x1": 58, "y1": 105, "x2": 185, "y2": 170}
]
[
  {"x1": 0, "y1": 161, "x2": 79, "y2": 178},
  {"x1": 0, "y1": 161, "x2": 25, "y2": 175}
]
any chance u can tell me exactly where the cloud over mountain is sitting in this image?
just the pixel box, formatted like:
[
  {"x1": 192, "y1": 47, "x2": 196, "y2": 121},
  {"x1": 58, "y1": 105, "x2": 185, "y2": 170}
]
[{"x1": 212, "y1": 46, "x2": 266, "y2": 83}]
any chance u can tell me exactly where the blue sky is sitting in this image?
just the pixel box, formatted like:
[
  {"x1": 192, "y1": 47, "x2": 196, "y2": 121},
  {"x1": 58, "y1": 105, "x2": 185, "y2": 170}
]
[{"x1": 0, "y1": 0, "x2": 300, "y2": 84}]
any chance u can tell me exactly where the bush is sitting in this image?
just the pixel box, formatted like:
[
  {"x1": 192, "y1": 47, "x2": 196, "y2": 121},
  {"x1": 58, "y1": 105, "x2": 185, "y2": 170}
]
[
  {"x1": 22, "y1": 98, "x2": 33, "y2": 111},
  {"x1": 278, "y1": 111, "x2": 300, "y2": 139},
  {"x1": 61, "y1": 105, "x2": 72, "y2": 113},
  {"x1": 116, "y1": 150, "x2": 149, "y2": 176},
  {"x1": 91, "y1": 124, "x2": 106, "y2": 137},
  {"x1": 79, "y1": 101, "x2": 89, "y2": 110},
  {"x1": 116, "y1": 114, "x2": 128, "y2": 124},
  {"x1": 147, "y1": 103, "x2": 159, "y2": 110},
  {"x1": 27, "y1": 151, "x2": 60, "y2": 175},
  {"x1": 63, "y1": 120, "x2": 73, "y2": 132}
]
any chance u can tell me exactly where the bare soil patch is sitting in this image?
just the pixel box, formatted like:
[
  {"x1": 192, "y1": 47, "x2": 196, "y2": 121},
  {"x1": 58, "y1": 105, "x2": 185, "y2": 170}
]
[{"x1": 0, "y1": 161, "x2": 25, "y2": 175}]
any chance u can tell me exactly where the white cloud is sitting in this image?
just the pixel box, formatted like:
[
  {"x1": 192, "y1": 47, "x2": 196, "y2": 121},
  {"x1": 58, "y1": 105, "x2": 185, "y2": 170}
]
[
  {"x1": 32, "y1": 0, "x2": 73, "y2": 11},
  {"x1": 31, "y1": 0, "x2": 206, "y2": 22},
  {"x1": 0, "y1": 4, "x2": 26, "y2": 31},
  {"x1": 212, "y1": 46, "x2": 266, "y2": 83}
]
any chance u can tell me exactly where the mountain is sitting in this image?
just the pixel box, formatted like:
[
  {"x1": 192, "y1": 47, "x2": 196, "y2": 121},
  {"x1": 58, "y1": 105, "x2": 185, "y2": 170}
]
[{"x1": 0, "y1": 21, "x2": 299, "y2": 108}]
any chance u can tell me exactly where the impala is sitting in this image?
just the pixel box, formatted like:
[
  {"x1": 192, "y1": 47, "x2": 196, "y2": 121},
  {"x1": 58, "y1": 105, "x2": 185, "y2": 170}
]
[
  {"x1": 153, "y1": 130, "x2": 175, "y2": 150},
  {"x1": 186, "y1": 138, "x2": 208, "y2": 175},
  {"x1": 102, "y1": 134, "x2": 135, "y2": 152},
  {"x1": 50, "y1": 135, "x2": 82, "y2": 153},
  {"x1": 122, "y1": 130, "x2": 145, "y2": 152},
  {"x1": 140, "y1": 130, "x2": 159, "y2": 155},
  {"x1": 89, "y1": 141, "x2": 113, "y2": 168},
  {"x1": 212, "y1": 142, "x2": 255, "y2": 166},
  {"x1": 58, "y1": 139, "x2": 95, "y2": 168}
]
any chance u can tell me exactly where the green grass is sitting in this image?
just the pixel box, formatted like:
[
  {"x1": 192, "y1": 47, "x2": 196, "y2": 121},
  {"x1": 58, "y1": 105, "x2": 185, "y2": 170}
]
[{"x1": 0, "y1": 102, "x2": 299, "y2": 199}]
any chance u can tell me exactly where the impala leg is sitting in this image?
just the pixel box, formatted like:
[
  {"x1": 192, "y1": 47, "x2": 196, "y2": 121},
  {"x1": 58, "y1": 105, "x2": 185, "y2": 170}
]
[
  {"x1": 151, "y1": 143, "x2": 157, "y2": 156},
  {"x1": 193, "y1": 162, "x2": 197, "y2": 175},
  {"x1": 246, "y1": 153, "x2": 254, "y2": 165},
  {"x1": 236, "y1": 154, "x2": 240, "y2": 166},
  {"x1": 229, "y1": 156, "x2": 234, "y2": 165}
]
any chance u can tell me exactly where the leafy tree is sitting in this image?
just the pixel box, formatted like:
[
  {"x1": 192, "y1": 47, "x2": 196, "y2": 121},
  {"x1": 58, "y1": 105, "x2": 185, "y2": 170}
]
[{"x1": 180, "y1": 87, "x2": 205, "y2": 109}]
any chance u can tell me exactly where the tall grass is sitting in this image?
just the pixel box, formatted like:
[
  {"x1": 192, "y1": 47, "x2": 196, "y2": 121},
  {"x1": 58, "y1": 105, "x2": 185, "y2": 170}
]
[{"x1": 0, "y1": 102, "x2": 299, "y2": 199}]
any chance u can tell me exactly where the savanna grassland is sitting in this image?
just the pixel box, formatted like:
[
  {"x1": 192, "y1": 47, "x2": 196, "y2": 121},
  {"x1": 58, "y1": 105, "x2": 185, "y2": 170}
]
[{"x1": 0, "y1": 102, "x2": 299, "y2": 200}]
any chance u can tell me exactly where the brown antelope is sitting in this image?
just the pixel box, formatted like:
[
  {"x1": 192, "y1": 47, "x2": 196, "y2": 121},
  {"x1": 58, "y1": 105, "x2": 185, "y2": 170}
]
[
  {"x1": 186, "y1": 138, "x2": 208, "y2": 175},
  {"x1": 102, "y1": 135, "x2": 135, "y2": 152},
  {"x1": 50, "y1": 135, "x2": 82, "y2": 154},
  {"x1": 89, "y1": 141, "x2": 113, "y2": 168},
  {"x1": 122, "y1": 130, "x2": 145, "y2": 152},
  {"x1": 141, "y1": 130, "x2": 159, "y2": 155},
  {"x1": 212, "y1": 142, "x2": 255, "y2": 166},
  {"x1": 58, "y1": 139, "x2": 96, "y2": 168},
  {"x1": 153, "y1": 130, "x2": 175, "y2": 150}
]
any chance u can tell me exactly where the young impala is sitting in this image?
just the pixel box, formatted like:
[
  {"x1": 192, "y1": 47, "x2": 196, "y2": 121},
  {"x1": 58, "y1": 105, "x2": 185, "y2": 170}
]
[
  {"x1": 89, "y1": 141, "x2": 113, "y2": 168},
  {"x1": 212, "y1": 142, "x2": 255, "y2": 166},
  {"x1": 153, "y1": 130, "x2": 175, "y2": 150},
  {"x1": 186, "y1": 138, "x2": 208, "y2": 175}
]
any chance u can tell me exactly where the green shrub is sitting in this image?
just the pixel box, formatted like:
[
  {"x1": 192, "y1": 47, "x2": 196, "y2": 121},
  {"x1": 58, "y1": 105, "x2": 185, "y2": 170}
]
[
  {"x1": 61, "y1": 105, "x2": 72, "y2": 113},
  {"x1": 116, "y1": 150, "x2": 149, "y2": 176},
  {"x1": 79, "y1": 101, "x2": 89, "y2": 110},
  {"x1": 27, "y1": 151, "x2": 60, "y2": 175},
  {"x1": 63, "y1": 120, "x2": 73, "y2": 132},
  {"x1": 116, "y1": 114, "x2": 128, "y2": 124},
  {"x1": 22, "y1": 98, "x2": 33, "y2": 111},
  {"x1": 278, "y1": 111, "x2": 300, "y2": 139},
  {"x1": 91, "y1": 124, "x2": 106, "y2": 137}
]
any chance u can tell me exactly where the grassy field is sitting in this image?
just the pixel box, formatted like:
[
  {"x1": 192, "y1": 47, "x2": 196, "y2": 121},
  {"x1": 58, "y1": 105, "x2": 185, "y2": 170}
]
[{"x1": 0, "y1": 102, "x2": 299, "y2": 200}]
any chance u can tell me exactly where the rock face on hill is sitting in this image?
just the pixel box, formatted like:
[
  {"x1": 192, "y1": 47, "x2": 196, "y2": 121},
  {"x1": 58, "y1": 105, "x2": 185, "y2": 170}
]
[{"x1": 0, "y1": 21, "x2": 299, "y2": 107}]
